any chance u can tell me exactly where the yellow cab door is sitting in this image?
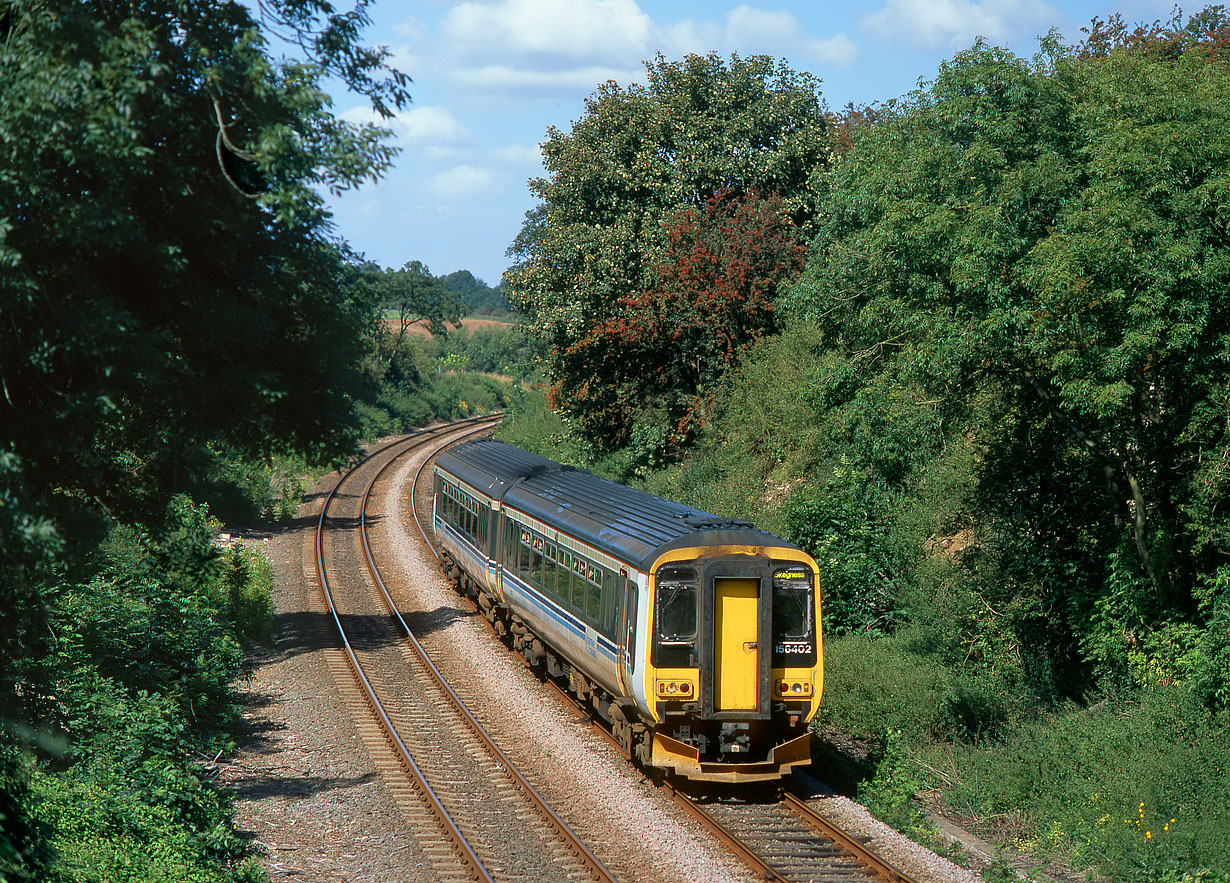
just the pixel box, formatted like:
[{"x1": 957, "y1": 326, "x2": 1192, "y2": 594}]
[{"x1": 714, "y1": 577, "x2": 759, "y2": 711}]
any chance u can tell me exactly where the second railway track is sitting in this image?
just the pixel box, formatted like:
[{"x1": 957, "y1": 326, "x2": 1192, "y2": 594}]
[
  {"x1": 315, "y1": 418, "x2": 616, "y2": 883},
  {"x1": 310, "y1": 419, "x2": 935, "y2": 883}
]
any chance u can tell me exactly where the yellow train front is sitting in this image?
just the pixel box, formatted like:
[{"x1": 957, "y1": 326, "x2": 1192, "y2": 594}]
[{"x1": 433, "y1": 438, "x2": 823, "y2": 784}]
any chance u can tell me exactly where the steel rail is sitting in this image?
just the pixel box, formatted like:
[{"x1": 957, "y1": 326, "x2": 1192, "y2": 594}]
[
  {"x1": 407, "y1": 425, "x2": 920, "y2": 883},
  {"x1": 781, "y1": 791, "x2": 919, "y2": 883},
  {"x1": 369, "y1": 423, "x2": 619, "y2": 883},
  {"x1": 315, "y1": 421, "x2": 496, "y2": 883}
]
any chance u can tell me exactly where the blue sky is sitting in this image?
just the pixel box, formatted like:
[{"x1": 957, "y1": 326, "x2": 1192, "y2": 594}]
[{"x1": 322, "y1": 0, "x2": 1180, "y2": 286}]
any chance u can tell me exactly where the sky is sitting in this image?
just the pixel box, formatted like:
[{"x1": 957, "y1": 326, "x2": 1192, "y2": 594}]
[{"x1": 318, "y1": 0, "x2": 1181, "y2": 286}]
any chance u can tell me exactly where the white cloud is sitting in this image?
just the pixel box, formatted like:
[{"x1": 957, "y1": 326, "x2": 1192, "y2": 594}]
[
  {"x1": 427, "y1": 164, "x2": 499, "y2": 200},
  {"x1": 862, "y1": 0, "x2": 1058, "y2": 50},
  {"x1": 443, "y1": 0, "x2": 652, "y2": 65},
  {"x1": 449, "y1": 63, "x2": 641, "y2": 95},
  {"x1": 667, "y1": 6, "x2": 858, "y2": 68},
  {"x1": 396, "y1": 106, "x2": 471, "y2": 145},
  {"x1": 492, "y1": 143, "x2": 544, "y2": 166}
]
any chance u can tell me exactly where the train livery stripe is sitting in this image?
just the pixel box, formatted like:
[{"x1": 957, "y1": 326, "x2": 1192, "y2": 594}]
[
  {"x1": 501, "y1": 571, "x2": 618, "y2": 664},
  {"x1": 439, "y1": 515, "x2": 618, "y2": 665}
]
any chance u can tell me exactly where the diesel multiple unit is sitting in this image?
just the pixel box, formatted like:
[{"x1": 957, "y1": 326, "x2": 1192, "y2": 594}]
[{"x1": 433, "y1": 438, "x2": 823, "y2": 783}]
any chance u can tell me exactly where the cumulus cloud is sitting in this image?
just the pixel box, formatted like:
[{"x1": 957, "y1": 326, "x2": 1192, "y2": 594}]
[
  {"x1": 443, "y1": 0, "x2": 652, "y2": 65},
  {"x1": 449, "y1": 63, "x2": 641, "y2": 96},
  {"x1": 492, "y1": 143, "x2": 544, "y2": 166},
  {"x1": 665, "y1": 6, "x2": 857, "y2": 67},
  {"x1": 396, "y1": 106, "x2": 471, "y2": 145},
  {"x1": 862, "y1": 0, "x2": 1057, "y2": 49},
  {"x1": 439, "y1": 0, "x2": 855, "y2": 97},
  {"x1": 427, "y1": 164, "x2": 499, "y2": 200}
]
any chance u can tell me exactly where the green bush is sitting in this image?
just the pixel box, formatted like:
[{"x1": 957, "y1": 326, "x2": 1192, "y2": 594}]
[
  {"x1": 221, "y1": 545, "x2": 274, "y2": 648},
  {"x1": 949, "y1": 688, "x2": 1230, "y2": 880},
  {"x1": 817, "y1": 630, "x2": 1011, "y2": 745}
]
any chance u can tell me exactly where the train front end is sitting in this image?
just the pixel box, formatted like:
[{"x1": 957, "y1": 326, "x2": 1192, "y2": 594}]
[{"x1": 640, "y1": 534, "x2": 823, "y2": 784}]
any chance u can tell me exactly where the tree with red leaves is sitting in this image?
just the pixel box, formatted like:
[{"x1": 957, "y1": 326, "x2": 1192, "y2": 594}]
[{"x1": 554, "y1": 189, "x2": 805, "y2": 454}]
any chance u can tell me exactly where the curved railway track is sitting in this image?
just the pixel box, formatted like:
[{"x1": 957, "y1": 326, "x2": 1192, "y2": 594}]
[
  {"x1": 406, "y1": 435, "x2": 923, "y2": 883},
  {"x1": 314, "y1": 417, "x2": 617, "y2": 883}
]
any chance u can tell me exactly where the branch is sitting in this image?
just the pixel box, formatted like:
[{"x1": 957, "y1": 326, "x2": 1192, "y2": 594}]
[{"x1": 211, "y1": 94, "x2": 261, "y2": 199}]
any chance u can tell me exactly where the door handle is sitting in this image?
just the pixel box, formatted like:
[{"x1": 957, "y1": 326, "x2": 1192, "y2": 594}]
[{"x1": 743, "y1": 641, "x2": 757, "y2": 651}]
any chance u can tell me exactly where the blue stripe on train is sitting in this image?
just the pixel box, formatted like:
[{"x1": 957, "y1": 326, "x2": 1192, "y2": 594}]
[{"x1": 437, "y1": 517, "x2": 617, "y2": 664}]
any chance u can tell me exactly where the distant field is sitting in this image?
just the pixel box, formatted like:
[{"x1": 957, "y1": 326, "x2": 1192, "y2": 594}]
[{"x1": 384, "y1": 316, "x2": 514, "y2": 336}]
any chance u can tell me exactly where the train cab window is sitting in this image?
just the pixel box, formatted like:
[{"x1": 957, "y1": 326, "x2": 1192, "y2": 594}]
[
  {"x1": 653, "y1": 566, "x2": 698, "y2": 667},
  {"x1": 772, "y1": 565, "x2": 817, "y2": 666}
]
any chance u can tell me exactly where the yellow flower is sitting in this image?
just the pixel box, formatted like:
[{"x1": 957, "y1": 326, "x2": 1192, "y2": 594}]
[{"x1": 1146, "y1": 831, "x2": 1152, "y2": 839}]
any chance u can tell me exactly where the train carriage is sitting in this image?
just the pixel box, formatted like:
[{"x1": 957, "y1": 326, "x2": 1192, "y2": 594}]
[{"x1": 433, "y1": 437, "x2": 823, "y2": 784}]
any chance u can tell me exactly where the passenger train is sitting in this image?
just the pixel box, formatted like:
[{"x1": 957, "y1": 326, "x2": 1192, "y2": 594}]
[{"x1": 433, "y1": 438, "x2": 823, "y2": 784}]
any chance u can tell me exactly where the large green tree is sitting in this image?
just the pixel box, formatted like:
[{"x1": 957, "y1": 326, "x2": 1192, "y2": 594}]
[
  {"x1": 0, "y1": 0, "x2": 405, "y2": 524},
  {"x1": 505, "y1": 52, "x2": 828, "y2": 449},
  {"x1": 787, "y1": 32, "x2": 1230, "y2": 696},
  {"x1": 0, "y1": 3, "x2": 407, "y2": 876}
]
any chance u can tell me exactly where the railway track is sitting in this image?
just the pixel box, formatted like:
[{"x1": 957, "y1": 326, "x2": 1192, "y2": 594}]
[
  {"x1": 667, "y1": 786, "x2": 919, "y2": 883},
  {"x1": 404, "y1": 434, "x2": 923, "y2": 883},
  {"x1": 314, "y1": 417, "x2": 617, "y2": 883}
]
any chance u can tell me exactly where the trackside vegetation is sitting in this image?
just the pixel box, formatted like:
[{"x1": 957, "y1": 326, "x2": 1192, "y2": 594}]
[
  {"x1": 502, "y1": 9, "x2": 1230, "y2": 880},
  {"x1": 0, "y1": 1, "x2": 511, "y2": 881}
]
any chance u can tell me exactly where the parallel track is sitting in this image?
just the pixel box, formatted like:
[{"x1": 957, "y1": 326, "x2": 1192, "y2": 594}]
[
  {"x1": 315, "y1": 417, "x2": 617, "y2": 883},
  {"x1": 408, "y1": 438, "x2": 923, "y2": 883}
]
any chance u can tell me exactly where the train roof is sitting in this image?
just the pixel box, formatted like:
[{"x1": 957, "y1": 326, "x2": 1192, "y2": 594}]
[{"x1": 435, "y1": 437, "x2": 800, "y2": 571}]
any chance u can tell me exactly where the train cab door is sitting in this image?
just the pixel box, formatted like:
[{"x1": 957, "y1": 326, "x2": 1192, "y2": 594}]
[
  {"x1": 701, "y1": 561, "x2": 772, "y2": 721},
  {"x1": 713, "y1": 577, "x2": 759, "y2": 711},
  {"x1": 618, "y1": 569, "x2": 637, "y2": 693}
]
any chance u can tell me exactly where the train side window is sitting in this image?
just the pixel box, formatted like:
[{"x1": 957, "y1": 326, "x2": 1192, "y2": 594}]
[
  {"x1": 528, "y1": 533, "x2": 544, "y2": 589},
  {"x1": 585, "y1": 562, "x2": 601, "y2": 624},
  {"x1": 600, "y1": 568, "x2": 617, "y2": 637},
  {"x1": 560, "y1": 551, "x2": 575, "y2": 610},
  {"x1": 542, "y1": 542, "x2": 558, "y2": 597}
]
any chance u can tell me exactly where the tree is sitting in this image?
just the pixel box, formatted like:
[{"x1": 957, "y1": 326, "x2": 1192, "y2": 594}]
[
  {"x1": 0, "y1": 0, "x2": 406, "y2": 522},
  {"x1": 505, "y1": 52, "x2": 828, "y2": 449},
  {"x1": 787, "y1": 32, "x2": 1230, "y2": 695},
  {"x1": 440, "y1": 269, "x2": 513, "y2": 317},
  {"x1": 556, "y1": 189, "x2": 806, "y2": 451},
  {"x1": 0, "y1": 2, "x2": 408, "y2": 875},
  {"x1": 367, "y1": 260, "x2": 464, "y2": 362}
]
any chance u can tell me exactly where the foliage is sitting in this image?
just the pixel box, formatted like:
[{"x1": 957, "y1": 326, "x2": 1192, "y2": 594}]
[
  {"x1": 0, "y1": 1, "x2": 405, "y2": 525},
  {"x1": 436, "y1": 322, "x2": 532, "y2": 380},
  {"x1": 506, "y1": 52, "x2": 828, "y2": 451},
  {"x1": 364, "y1": 259, "x2": 465, "y2": 345},
  {"x1": 0, "y1": 1, "x2": 403, "y2": 878},
  {"x1": 817, "y1": 630, "x2": 1012, "y2": 745},
  {"x1": 494, "y1": 387, "x2": 591, "y2": 467},
  {"x1": 948, "y1": 689, "x2": 1230, "y2": 880},
  {"x1": 439, "y1": 270, "x2": 513, "y2": 317},
  {"x1": 1076, "y1": 5, "x2": 1230, "y2": 60},
  {"x1": 786, "y1": 31, "x2": 1230, "y2": 700},
  {"x1": 552, "y1": 189, "x2": 806, "y2": 451}
]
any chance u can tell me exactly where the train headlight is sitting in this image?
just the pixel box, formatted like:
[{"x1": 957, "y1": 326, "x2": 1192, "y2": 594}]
[
  {"x1": 777, "y1": 680, "x2": 812, "y2": 696},
  {"x1": 656, "y1": 679, "x2": 695, "y2": 697}
]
